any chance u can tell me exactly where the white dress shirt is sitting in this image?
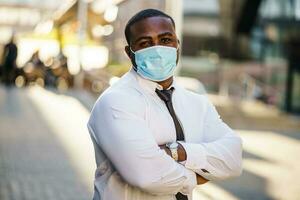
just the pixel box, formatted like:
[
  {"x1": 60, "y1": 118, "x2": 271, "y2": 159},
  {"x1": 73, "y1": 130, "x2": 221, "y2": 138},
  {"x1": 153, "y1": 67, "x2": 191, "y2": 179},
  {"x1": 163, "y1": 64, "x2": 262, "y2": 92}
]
[{"x1": 87, "y1": 69, "x2": 242, "y2": 200}]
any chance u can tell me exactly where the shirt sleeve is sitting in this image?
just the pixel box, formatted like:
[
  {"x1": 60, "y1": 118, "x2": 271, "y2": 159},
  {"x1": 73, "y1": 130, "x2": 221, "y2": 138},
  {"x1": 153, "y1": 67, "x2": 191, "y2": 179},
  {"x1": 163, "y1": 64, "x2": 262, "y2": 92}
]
[
  {"x1": 179, "y1": 97, "x2": 243, "y2": 181},
  {"x1": 88, "y1": 90, "x2": 197, "y2": 195}
]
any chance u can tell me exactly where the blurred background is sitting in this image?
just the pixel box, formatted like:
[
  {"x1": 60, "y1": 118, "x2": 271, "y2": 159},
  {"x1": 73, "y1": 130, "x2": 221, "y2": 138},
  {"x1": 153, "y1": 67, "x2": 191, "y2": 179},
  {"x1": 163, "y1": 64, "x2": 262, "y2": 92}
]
[{"x1": 0, "y1": 0, "x2": 299, "y2": 199}]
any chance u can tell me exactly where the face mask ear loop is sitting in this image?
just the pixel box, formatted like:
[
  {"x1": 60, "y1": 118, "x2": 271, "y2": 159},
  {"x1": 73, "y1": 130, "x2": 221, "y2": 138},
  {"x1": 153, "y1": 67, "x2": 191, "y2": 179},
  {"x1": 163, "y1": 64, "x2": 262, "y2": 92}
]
[
  {"x1": 129, "y1": 46, "x2": 135, "y2": 54},
  {"x1": 129, "y1": 46, "x2": 138, "y2": 71}
]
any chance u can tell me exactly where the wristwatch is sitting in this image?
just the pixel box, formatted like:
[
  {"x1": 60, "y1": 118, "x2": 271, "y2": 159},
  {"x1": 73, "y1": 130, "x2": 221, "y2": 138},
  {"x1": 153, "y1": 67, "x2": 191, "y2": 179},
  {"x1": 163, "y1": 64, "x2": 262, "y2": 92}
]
[{"x1": 166, "y1": 142, "x2": 179, "y2": 161}]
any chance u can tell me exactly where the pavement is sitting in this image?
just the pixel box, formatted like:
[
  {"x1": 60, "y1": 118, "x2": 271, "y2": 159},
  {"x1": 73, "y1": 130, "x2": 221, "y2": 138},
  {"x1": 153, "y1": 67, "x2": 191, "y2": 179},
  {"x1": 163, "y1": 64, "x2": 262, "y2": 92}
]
[
  {"x1": 0, "y1": 86, "x2": 300, "y2": 200},
  {"x1": 195, "y1": 94, "x2": 300, "y2": 200},
  {"x1": 0, "y1": 86, "x2": 95, "y2": 200}
]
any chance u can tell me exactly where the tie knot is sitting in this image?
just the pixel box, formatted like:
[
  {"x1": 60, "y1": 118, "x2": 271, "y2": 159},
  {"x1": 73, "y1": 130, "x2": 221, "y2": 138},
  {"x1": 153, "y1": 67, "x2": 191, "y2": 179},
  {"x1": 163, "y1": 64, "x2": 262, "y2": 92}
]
[{"x1": 155, "y1": 87, "x2": 174, "y2": 103}]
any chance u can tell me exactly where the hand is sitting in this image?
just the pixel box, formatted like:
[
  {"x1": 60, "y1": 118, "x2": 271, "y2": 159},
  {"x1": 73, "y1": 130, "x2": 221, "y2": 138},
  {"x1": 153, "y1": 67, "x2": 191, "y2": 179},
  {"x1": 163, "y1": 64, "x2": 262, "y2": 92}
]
[
  {"x1": 159, "y1": 143, "x2": 187, "y2": 162},
  {"x1": 159, "y1": 145, "x2": 209, "y2": 185},
  {"x1": 196, "y1": 174, "x2": 209, "y2": 185}
]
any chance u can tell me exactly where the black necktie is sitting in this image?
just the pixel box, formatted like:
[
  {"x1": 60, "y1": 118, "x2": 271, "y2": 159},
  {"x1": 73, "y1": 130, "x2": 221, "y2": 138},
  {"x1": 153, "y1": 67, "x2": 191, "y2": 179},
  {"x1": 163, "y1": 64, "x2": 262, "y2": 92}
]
[
  {"x1": 155, "y1": 88, "x2": 185, "y2": 141},
  {"x1": 155, "y1": 88, "x2": 188, "y2": 200}
]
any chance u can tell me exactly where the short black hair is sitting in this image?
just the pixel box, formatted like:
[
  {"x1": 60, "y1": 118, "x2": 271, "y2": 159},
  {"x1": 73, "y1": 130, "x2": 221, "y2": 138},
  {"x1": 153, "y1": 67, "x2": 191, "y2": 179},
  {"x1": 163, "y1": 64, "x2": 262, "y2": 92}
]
[{"x1": 124, "y1": 9, "x2": 175, "y2": 45}]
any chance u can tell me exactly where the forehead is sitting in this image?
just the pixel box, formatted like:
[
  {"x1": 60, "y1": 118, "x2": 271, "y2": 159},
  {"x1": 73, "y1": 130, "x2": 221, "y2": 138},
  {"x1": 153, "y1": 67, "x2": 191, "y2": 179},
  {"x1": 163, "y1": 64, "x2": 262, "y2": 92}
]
[{"x1": 129, "y1": 16, "x2": 175, "y2": 41}]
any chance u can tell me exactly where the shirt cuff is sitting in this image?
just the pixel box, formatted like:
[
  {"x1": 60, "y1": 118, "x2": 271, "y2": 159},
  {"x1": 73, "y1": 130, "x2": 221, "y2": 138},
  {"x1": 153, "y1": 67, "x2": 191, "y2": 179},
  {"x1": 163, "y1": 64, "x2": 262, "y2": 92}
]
[
  {"x1": 179, "y1": 165, "x2": 197, "y2": 195},
  {"x1": 179, "y1": 142, "x2": 208, "y2": 172}
]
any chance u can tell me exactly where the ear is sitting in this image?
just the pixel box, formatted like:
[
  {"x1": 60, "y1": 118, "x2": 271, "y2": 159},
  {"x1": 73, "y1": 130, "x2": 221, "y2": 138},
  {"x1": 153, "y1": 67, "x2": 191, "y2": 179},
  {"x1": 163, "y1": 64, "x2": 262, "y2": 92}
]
[
  {"x1": 176, "y1": 40, "x2": 180, "y2": 64},
  {"x1": 125, "y1": 46, "x2": 131, "y2": 58},
  {"x1": 125, "y1": 45, "x2": 137, "y2": 68},
  {"x1": 176, "y1": 39, "x2": 180, "y2": 53}
]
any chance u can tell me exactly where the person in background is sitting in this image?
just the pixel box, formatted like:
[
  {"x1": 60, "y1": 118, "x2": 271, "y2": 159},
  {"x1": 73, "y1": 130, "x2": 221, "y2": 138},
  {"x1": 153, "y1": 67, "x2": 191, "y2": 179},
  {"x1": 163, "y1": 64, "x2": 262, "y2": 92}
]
[
  {"x1": 88, "y1": 9, "x2": 243, "y2": 200},
  {"x1": 1, "y1": 36, "x2": 18, "y2": 86}
]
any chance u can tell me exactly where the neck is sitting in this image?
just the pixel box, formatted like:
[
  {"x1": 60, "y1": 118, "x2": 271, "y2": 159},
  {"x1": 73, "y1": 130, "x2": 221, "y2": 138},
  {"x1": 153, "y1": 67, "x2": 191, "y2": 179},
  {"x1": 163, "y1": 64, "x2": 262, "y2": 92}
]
[{"x1": 157, "y1": 77, "x2": 173, "y2": 90}]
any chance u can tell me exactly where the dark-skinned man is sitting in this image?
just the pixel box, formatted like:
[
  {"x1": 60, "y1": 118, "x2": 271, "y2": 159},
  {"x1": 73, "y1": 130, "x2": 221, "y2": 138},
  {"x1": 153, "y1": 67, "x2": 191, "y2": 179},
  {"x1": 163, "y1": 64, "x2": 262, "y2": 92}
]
[{"x1": 88, "y1": 9, "x2": 242, "y2": 200}]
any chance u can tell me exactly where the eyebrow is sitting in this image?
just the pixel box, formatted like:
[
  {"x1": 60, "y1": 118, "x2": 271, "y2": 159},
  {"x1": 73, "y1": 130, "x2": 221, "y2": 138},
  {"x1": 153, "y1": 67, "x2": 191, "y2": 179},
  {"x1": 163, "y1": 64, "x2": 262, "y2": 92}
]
[
  {"x1": 158, "y1": 32, "x2": 174, "y2": 38},
  {"x1": 133, "y1": 32, "x2": 175, "y2": 44},
  {"x1": 134, "y1": 36, "x2": 152, "y2": 44}
]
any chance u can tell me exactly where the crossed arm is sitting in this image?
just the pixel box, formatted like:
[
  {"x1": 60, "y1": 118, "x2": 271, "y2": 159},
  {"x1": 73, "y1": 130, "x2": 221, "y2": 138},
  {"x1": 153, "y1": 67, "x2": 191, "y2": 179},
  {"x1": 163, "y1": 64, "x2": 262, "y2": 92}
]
[
  {"x1": 159, "y1": 144, "x2": 209, "y2": 185},
  {"x1": 88, "y1": 92, "x2": 242, "y2": 195}
]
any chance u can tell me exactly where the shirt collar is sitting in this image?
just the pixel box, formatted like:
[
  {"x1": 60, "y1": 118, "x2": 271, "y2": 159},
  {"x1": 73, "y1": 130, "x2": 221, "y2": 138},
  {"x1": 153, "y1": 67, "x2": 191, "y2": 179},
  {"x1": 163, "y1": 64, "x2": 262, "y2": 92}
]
[{"x1": 130, "y1": 68, "x2": 177, "y2": 94}]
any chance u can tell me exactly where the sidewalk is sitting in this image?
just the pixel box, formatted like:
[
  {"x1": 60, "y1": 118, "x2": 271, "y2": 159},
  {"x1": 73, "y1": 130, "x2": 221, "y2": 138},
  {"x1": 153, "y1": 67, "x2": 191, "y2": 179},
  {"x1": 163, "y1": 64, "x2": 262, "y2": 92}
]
[
  {"x1": 199, "y1": 94, "x2": 300, "y2": 200},
  {"x1": 0, "y1": 86, "x2": 95, "y2": 200},
  {"x1": 0, "y1": 86, "x2": 299, "y2": 200}
]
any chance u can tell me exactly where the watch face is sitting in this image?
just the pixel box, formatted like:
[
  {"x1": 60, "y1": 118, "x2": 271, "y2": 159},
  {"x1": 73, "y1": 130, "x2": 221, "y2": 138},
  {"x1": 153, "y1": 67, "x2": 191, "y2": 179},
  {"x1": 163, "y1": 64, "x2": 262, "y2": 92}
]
[{"x1": 168, "y1": 142, "x2": 179, "y2": 149}]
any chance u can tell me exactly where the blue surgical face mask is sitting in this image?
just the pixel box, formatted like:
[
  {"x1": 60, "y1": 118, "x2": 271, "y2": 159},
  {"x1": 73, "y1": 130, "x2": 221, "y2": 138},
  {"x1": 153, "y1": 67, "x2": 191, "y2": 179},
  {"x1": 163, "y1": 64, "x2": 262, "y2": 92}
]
[{"x1": 130, "y1": 45, "x2": 178, "y2": 81}]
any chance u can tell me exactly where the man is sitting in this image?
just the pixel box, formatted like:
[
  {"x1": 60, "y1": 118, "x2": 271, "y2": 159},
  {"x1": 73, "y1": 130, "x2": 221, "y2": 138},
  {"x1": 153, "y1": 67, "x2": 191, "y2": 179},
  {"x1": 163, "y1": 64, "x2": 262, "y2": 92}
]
[
  {"x1": 2, "y1": 36, "x2": 18, "y2": 86},
  {"x1": 88, "y1": 9, "x2": 242, "y2": 200}
]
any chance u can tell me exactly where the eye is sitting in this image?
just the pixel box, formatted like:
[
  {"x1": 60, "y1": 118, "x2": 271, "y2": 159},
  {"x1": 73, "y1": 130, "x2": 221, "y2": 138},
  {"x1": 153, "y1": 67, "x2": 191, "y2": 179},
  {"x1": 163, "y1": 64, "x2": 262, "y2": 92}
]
[
  {"x1": 139, "y1": 41, "x2": 152, "y2": 48},
  {"x1": 161, "y1": 38, "x2": 172, "y2": 44}
]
